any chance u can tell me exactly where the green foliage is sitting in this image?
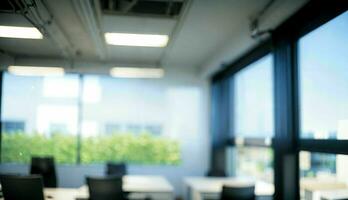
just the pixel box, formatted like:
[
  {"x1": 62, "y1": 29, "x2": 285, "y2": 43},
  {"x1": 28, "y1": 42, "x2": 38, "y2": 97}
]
[{"x1": 1, "y1": 132, "x2": 181, "y2": 165}]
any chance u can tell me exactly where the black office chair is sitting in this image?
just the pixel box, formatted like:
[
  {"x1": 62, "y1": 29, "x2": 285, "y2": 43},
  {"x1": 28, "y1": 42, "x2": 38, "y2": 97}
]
[
  {"x1": 106, "y1": 162, "x2": 127, "y2": 176},
  {"x1": 220, "y1": 185, "x2": 255, "y2": 200},
  {"x1": 206, "y1": 169, "x2": 226, "y2": 177},
  {"x1": 87, "y1": 176, "x2": 126, "y2": 200},
  {"x1": 0, "y1": 174, "x2": 45, "y2": 200},
  {"x1": 30, "y1": 156, "x2": 57, "y2": 188}
]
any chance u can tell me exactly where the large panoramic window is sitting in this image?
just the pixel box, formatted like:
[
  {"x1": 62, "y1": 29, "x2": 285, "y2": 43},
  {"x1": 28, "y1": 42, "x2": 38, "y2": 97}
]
[
  {"x1": 0, "y1": 72, "x2": 199, "y2": 165},
  {"x1": 298, "y1": 11, "x2": 348, "y2": 140},
  {"x1": 1, "y1": 73, "x2": 79, "y2": 163}
]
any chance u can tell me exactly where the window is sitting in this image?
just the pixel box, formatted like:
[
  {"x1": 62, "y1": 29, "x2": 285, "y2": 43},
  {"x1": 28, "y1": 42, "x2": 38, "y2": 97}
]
[
  {"x1": 230, "y1": 53, "x2": 274, "y2": 189},
  {"x1": 79, "y1": 75, "x2": 180, "y2": 164},
  {"x1": 298, "y1": 11, "x2": 348, "y2": 140},
  {"x1": 1, "y1": 73, "x2": 201, "y2": 165},
  {"x1": 229, "y1": 147, "x2": 273, "y2": 183},
  {"x1": 212, "y1": 1, "x2": 347, "y2": 198},
  {"x1": 299, "y1": 151, "x2": 348, "y2": 200},
  {"x1": 234, "y1": 54, "x2": 274, "y2": 138},
  {"x1": 1, "y1": 73, "x2": 79, "y2": 164},
  {"x1": 297, "y1": 10, "x2": 348, "y2": 200},
  {"x1": 2, "y1": 121, "x2": 25, "y2": 133}
]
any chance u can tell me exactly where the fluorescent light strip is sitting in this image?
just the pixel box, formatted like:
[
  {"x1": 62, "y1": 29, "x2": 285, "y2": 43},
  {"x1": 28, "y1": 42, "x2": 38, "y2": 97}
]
[
  {"x1": 110, "y1": 67, "x2": 164, "y2": 78},
  {"x1": 105, "y1": 33, "x2": 168, "y2": 47},
  {"x1": 8, "y1": 66, "x2": 65, "y2": 76},
  {"x1": 0, "y1": 26, "x2": 43, "y2": 39}
]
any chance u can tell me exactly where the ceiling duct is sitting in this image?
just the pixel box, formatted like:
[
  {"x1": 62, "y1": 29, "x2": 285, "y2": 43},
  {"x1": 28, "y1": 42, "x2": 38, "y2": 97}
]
[
  {"x1": 10, "y1": 0, "x2": 77, "y2": 58},
  {"x1": 73, "y1": 0, "x2": 106, "y2": 60},
  {"x1": 250, "y1": 0, "x2": 275, "y2": 39},
  {"x1": 100, "y1": 0, "x2": 185, "y2": 17},
  {"x1": 0, "y1": 0, "x2": 24, "y2": 13}
]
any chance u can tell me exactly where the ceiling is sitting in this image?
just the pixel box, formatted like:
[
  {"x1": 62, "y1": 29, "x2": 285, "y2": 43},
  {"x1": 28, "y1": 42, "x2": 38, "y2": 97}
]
[{"x1": 0, "y1": 0, "x2": 308, "y2": 76}]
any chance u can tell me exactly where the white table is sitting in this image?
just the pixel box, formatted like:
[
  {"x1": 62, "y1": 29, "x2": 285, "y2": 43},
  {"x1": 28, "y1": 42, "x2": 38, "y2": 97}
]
[
  {"x1": 1, "y1": 175, "x2": 174, "y2": 200},
  {"x1": 320, "y1": 189, "x2": 348, "y2": 200},
  {"x1": 184, "y1": 177, "x2": 274, "y2": 200},
  {"x1": 301, "y1": 178, "x2": 347, "y2": 200},
  {"x1": 0, "y1": 188, "x2": 79, "y2": 200},
  {"x1": 45, "y1": 188, "x2": 80, "y2": 200},
  {"x1": 77, "y1": 175, "x2": 174, "y2": 200}
]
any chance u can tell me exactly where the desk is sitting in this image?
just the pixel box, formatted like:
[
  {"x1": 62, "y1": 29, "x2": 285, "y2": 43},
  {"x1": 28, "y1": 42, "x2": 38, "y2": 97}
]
[
  {"x1": 77, "y1": 175, "x2": 174, "y2": 200},
  {"x1": 45, "y1": 188, "x2": 80, "y2": 200},
  {"x1": 1, "y1": 175, "x2": 174, "y2": 200},
  {"x1": 301, "y1": 178, "x2": 347, "y2": 200},
  {"x1": 320, "y1": 189, "x2": 348, "y2": 200},
  {"x1": 184, "y1": 177, "x2": 274, "y2": 200}
]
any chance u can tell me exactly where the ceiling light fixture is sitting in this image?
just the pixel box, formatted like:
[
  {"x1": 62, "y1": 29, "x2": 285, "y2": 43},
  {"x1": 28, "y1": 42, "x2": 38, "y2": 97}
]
[
  {"x1": 105, "y1": 33, "x2": 169, "y2": 47},
  {"x1": 0, "y1": 26, "x2": 43, "y2": 39},
  {"x1": 110, "y1": 67, "x2": 164, "y2": 78},
  {"x1": 8, "y1": 66, "x2": 65, "y2": 76}
]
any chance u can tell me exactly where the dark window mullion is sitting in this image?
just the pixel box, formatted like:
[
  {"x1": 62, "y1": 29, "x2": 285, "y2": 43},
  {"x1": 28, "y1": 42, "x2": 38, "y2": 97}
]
[
  {"x1": 76, "y1": 74, "x2": 84, "y2": 164},
  {"x1": 299, "y1": 139, "x2": 348, "y2": 155}
]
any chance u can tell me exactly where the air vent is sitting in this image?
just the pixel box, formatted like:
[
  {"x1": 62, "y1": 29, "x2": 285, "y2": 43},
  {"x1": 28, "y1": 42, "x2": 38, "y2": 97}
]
[
  {"x1": 0, "y1": 0, "x2": 25, "y2": 13},
  {"x1": 100, "y1": 0, "x2": 184, "y2": 17}
]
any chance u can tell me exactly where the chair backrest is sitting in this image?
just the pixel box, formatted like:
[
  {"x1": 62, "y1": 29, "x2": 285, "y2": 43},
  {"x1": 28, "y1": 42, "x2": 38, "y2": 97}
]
[
  {"x1": 0, "y1": 174, "x2": 45, "y2": 200},
  {"x1": 206, "y1": 169, "x2": 226, "y2": 177},
  {"x1": 30, "y1": 156, "x2": 57, "y2": 188},
  {"x1": 87, "y1": 176, "x2": 124, "y2": 200},
  {"x1": 106, "y1": 162, "x2": 127, "y2": 176},
  {"x1": 220, "y1": 185, "x2": 255, "y2": 200}
]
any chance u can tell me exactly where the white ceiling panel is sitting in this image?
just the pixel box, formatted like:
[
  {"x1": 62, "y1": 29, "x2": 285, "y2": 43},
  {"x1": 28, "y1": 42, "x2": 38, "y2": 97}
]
[
  {"x1": 102, "y1": 14, "x2": 177, "y2": 34},
  {"x1": 106, "y1": 45, "x2": 164, "y2": 65},
  {"x1": 0, "y1": 0, "x2": 309, "y2": 74}
]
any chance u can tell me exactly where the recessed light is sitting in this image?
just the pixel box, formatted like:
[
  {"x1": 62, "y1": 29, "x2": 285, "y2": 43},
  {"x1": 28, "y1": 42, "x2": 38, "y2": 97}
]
[
  {"x1": 105, "y1": 33, "x2": 168, "y2": 47},
  {"x1": 0, "y1": 26, "x2": 43, "y2": 39},
  {"x1": 110, "y1": 67, "x2": 164, "y2": 78},
  {"x1": 8, "y1": 66, "x2": 65, "y2": 76}
]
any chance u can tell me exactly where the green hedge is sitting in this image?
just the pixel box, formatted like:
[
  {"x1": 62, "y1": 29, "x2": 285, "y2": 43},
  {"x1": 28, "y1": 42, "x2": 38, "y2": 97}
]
[{"x1": 1, "y1": 132, "x2": 181, "y2": 165}]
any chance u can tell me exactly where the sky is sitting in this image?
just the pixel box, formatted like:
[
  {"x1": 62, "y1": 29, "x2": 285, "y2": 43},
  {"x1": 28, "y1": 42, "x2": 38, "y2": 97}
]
[{"x1": 299, "y1": 11, "x2": 348, "y2": 139}]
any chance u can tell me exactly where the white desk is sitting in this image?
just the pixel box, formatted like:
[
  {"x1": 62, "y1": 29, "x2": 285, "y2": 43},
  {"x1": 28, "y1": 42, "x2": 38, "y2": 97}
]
[
  {"x1": 320, "y1": 189, "x2": 348, "y2": 200},
  {"x1": 45, "y1": 188, "x2": 80, "y2": 200},
  {"x1": 184, "y1": 177, "x2": 274, "y2": 200},
  {"x1": 1, "y1": 175, "x2": 174, "y2": 200},
  {"x1": 0, "y1": 188, "x2": 79, "y2": 200},
  {"x1": 77, "y1": 175, "x2": 174, "y2": 200},
  {"x1": 301, "y1": 178, "x2": 347, "y2": 200}
]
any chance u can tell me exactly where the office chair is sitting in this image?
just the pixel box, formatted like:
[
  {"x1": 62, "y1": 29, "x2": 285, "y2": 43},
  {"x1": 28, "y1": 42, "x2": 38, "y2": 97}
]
[
  {"x1": 206, "y1": 169, "x2": 226, "y2": 177},
  {"x1": 106, "y1": 162, "x2": 127, "y2": 176},
  {"x1": 220, "y1": 185, "x2": 255, "y2": 200},
  {"x1": 30, "y1": 156, "x2": 57, "y2": 188},
  {"x1": 0, "y1": 174, "x2": 45, "y2": 200},
  {"x1": 87, "y1": 176, "x2": 126, "y2": 200}
]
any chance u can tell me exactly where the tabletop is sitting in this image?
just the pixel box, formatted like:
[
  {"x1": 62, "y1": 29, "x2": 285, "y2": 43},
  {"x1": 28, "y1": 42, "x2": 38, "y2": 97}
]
[
  {"x1": 184, "y1": 176, "x2": 274, "y2": 197},
  {"x1": 1, "y1": 175, "x2": 174, "y2": 200}
]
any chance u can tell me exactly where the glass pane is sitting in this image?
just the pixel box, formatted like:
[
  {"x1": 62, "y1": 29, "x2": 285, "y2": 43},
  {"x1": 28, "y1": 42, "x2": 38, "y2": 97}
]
[
  {"x1": 234, "y1": 54, "x2": 274, "y2": 138},
  {"x1": 1, "y1": 73, "x2": 79, "y2": 164},
  {"x1": 80, "y1": 75, "x2": 197, "y2": 165},
  {"x1": 300, "y1": 151, "x2": 348, "y2": 200},
  {"x1": 234, "y1": 147, "x2": 273, "y2": 183},
  {"x1": 299, "y1": 11, "x2": 348, "y2": 139}
]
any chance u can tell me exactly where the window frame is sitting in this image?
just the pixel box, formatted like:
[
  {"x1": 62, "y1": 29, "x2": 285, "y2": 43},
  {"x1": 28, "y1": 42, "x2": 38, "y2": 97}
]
[
  {"x1": 211, "y1": 41, "x2": 275, "y2": 181},
  {"x1": 211, "y1": 1, "x2": 348, "y2": 199}
]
